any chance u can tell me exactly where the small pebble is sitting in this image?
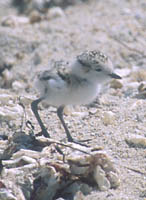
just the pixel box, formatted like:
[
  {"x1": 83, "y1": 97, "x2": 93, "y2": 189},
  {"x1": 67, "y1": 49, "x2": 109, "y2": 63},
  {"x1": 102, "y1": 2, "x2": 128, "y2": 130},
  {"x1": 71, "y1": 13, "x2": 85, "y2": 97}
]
[
  {"x1": 102, "y1": 111, "x2": 115, "y2": 125},
  {"x1": 125, "y1": 134, "x2": 146, "y2": 148},
  {"x1": 121, "y1": 8, "x2": 131, "y2": 15},
  {"x1": 18, "y1": 95, "x2": 34, "y2": 106},
  {"x1": 0, "y1": 94, "x2": 12, "y2": 105},
  {"x1": 63, "y1": 106, "x2": 74, "y2": 115},
  {"x1": 89, "y1": 107, "x2": 98, "y2": 114},
  {"x1": 29, "y1": 10, "x2": 42, "y2": 24},
  {"x1": 129, "y1": 100, "x2": 143, "y2": 110},
  {"x1": 138, "y1": 82, "x2": 146, "y2": 93},
  {"x1": 74, "y1": 191, "x2": 85, "y2": 200},
  {"x1": 2, "y1": 69, "x2": 13, "y2": 87},
  {"x1": 12, "y1": 81, "x2": 25, "y2": 91},
  {"x1": 110, "y1": 79, "x2": 123, "y2": 89},
  {"x1": 71, "y1": 111, "x2": 88, "y2": 118},
  {"x1": 47, "y1": 7, "x2": 65, "y2": 19},
  {"x1": 1, "y1": 15, "x2": 29, "y2": 27}
]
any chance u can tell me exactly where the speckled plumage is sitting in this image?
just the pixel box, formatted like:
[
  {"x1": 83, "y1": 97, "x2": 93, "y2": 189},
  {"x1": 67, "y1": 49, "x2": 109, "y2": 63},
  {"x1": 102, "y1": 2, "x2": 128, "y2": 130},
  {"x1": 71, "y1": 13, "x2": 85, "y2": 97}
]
[
  {"x1": 77, "y1": 50, "x2": 108, "y2": 67},
  {"x1": 31, "y1": 50, "x2": 121, "y2": 143}
]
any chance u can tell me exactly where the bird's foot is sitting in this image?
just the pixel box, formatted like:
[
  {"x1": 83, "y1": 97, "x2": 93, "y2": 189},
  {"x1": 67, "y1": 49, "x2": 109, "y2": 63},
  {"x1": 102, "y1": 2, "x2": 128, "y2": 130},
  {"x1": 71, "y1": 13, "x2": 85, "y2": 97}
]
[
  {"x1": 36, "y1": 129, "x2": 50, "y2": 138},
  {"x1": 68, "y1": 137, "x2": 91, "y2": 147}
]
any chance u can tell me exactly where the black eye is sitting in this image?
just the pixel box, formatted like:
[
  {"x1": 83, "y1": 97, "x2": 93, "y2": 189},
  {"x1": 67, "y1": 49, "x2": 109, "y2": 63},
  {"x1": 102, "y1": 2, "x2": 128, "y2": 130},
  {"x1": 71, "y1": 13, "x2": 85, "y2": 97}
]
[{"x1": 96, "y1": 68, "x2": 102, "y2": 72}]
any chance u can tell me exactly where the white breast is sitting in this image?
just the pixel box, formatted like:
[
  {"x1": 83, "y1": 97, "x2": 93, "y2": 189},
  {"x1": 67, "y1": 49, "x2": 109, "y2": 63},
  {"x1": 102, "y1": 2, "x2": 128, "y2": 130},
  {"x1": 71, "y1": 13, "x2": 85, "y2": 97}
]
[
  {"x1": 45, "y1": 79, "x2": 99, "y2": 106},
  {"x1": 35, "y1": 70, "x2": 100, "y2": 107}
]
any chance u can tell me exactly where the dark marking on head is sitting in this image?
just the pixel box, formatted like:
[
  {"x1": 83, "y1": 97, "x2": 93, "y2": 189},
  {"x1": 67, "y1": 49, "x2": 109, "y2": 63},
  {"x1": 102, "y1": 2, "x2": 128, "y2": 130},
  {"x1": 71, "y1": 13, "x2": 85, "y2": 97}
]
[
  {"x1": 40, "y1": 75, "x2": 52, "y2": 81},
  {"x1": 57, "y1": 70, "x2": 71, "y2": 84},
  {"x1": 77, "y1": 50, "x2": 108, "y2": 71},
  {"x1": 78, "y1": 59, "x2": 91, "y2": 69},
  {"x1": 95, "y1": 68, "x2": 102, "y2": 72}
]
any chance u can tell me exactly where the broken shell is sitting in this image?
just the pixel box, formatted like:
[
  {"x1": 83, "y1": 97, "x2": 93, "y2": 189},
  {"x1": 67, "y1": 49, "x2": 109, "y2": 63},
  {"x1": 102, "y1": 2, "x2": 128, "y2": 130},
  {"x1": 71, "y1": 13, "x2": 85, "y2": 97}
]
[
  {"x1": 2, "y1": 156, "x2": 37, "y2": 168},
  {"x1": 107, "y1": 171, "x2": 120, "y2": 188},
  {"x1": 0, "y1": 188, "x2": 17, "y2": 200},
  {"x1": 93, "y1": 165, "x2": 110, "y2": 191},
  {"x1": 0, "y1": 137, "x2": 120, "y2": 199},
  {"x1": 0, "y1": 104, "x2": 23, "y2": 120},
  {"x1": 67, "y1": 150, "x2": 119, "y2": 191},
  {"x1": 12, "y1": 149, "x2": 40, "y2": 160},
  {"x1": 31, "y1": 166, "x2": 60, "y2": 200},
  {"x1": 68, "y1": 154, "x2": 90, "y2": 175}
]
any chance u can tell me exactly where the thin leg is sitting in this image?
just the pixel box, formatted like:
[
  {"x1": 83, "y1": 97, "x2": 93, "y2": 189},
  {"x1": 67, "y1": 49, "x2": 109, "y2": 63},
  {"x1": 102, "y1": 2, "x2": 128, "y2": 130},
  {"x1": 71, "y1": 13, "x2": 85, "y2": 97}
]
[
  {"x1": 57, "y1": 106, "x2": 73, "y2": 142},
  {"x1": 57, "y1": 106, "x2": 89, "y2": 146},
  {"x1": 31, "y1": 98, "x2": 50, "y2": 138}
]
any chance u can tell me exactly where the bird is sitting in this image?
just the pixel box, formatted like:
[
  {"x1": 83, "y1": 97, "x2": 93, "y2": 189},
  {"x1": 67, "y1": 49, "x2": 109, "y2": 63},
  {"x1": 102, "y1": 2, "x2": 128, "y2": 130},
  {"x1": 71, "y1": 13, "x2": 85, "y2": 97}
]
[{"x1": 31, "y1": 50, "x2": 121, "y2": 145}]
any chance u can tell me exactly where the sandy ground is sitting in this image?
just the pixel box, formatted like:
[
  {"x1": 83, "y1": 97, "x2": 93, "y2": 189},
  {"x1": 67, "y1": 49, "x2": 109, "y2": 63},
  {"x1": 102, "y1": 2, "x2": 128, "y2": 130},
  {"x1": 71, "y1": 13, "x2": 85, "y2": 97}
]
[{"x1": 0, "y1": 0, "x2": 146, "y2": 199}]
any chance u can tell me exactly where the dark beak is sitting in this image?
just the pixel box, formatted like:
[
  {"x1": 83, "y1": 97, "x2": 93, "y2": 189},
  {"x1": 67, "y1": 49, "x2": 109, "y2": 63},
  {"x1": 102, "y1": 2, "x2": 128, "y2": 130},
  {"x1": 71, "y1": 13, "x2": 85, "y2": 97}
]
[{"x1": 109, "y1": 73, "x2": 122, "y2": 79}]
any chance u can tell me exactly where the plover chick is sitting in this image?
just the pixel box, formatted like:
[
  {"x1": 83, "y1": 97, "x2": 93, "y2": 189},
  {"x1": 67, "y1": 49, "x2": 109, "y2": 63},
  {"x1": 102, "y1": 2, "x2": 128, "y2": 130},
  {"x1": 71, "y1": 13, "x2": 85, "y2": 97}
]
[{"x1": 31, "y1": 50, "x2": 121, "y2": 145}]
